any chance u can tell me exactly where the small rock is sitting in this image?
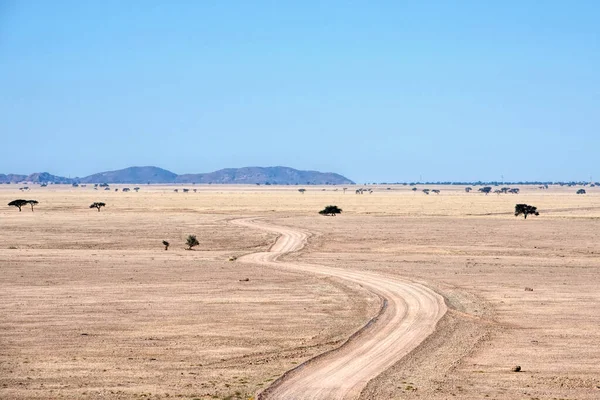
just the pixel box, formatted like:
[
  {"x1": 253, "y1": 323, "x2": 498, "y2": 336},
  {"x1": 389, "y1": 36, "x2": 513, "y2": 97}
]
[
  {"x1": 525, "y1": 287, "x2": 534, "y2": 291},
  {"x1": 239, "y1": 278, "x2": 249, "y2": 282}
]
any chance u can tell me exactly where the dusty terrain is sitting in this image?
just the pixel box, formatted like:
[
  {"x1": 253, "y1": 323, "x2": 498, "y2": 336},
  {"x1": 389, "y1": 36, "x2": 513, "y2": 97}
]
[{"x1": 1, "y1": 184, "x2": 599, "y2": 399}]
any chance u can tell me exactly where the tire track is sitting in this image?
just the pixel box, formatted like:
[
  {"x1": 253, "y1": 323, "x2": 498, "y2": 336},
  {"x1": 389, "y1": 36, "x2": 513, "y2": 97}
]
[{"x1": 232, "y1": 218, "x2": 446, "y2": 400}]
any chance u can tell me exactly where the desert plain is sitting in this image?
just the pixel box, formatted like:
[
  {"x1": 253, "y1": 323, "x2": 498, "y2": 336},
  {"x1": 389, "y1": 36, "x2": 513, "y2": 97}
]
[{"x1": 1, "y1": 184, "x2": 599, "y2": 399}]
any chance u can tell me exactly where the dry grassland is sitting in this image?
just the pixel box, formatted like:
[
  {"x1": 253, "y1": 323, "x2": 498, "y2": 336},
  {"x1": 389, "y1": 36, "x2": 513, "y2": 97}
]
[{"x1": 1, "y1": 184, "x2": 599, "y2": 399}]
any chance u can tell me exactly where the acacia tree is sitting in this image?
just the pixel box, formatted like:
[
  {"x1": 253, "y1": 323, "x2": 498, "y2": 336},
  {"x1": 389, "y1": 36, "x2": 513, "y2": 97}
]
[
  {"x1": 27, "y1": 200, "x2": 39, "y2": 211},
  {"x1": 515, "y1": 204, "x2": 539, "y2": 219},
  {"x1": 577, "y1": 189, "x2": 586, "y2": 194},
  {"x1": 298, "y1": 188, "x2": 306, "y2": 194},
  {"x1": 465, "y1": 187, "x2": 472, "y2": 193},
  {"x1": 8, "y1": 199, "x2": 28, "y2": 212},
  {"x1": 479, "y1": 186, "x2": 492, "y2": 195},
  {"x1": 319, "y1": 205, "x2": 342, "y2": 216},
  {"x1": 186, "y1": 235, "x2": 199, "y2": 250},
  {"x1": 90, "y1": 202, "x2": 106, "y2": 212}
]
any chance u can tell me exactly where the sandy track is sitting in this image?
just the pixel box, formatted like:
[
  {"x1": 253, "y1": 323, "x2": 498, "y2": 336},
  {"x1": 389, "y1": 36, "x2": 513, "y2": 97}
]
[{"x1": 232, "y1": 218, "x2": 447, "y2": 400}]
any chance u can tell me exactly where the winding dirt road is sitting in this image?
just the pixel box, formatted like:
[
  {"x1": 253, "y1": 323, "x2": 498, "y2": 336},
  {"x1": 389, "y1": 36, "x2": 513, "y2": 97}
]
[{"x1": 232, "y1": 218, "x2": 447, "y2": 400}]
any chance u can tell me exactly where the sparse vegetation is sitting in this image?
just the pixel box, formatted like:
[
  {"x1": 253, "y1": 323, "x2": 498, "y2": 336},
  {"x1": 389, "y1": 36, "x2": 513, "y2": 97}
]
[
  {"x1": 90, "y1": 202, "x2": 106, "y2": 212},
  {"x1": 298, "y1": 188, "x2": 306, "y2": 194},
  {"x1": 186, "y1": 235, "x2": 199, "y2": 250},
  {"x1": 577, "y1": 189, "x2": 586, "y2": 194},
  {"x1": 162, "y1": 240, "x2": 169, "y2": 250},
  {"x1": 479, "y1": 186, "x2": 492, "y2": 195},
  {"x1": 319, "y1": 205, "x2": 342, "y2": 216},
  {"x1": 515, "y1": 204, "x2": 539, "y2": 219}
]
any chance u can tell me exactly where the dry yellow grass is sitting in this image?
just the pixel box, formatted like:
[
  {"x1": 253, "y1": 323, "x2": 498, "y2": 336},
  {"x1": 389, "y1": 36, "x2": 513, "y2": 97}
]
[{"x1": 1, "y1": 184, "x2": 599, "y2": 399}]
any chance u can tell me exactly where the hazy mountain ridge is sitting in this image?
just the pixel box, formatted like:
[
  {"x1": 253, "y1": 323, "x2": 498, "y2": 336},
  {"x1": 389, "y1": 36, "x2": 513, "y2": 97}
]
[
  {"x1": 175, "y1": 166, "x2": 353, "y2": 185},
  {"x1": 78, "y1": 166, "x2": 178, "y2": 184},
  {"x1": 0, "y1": 172, "x2": 73, "y2": 184},
  {"x1": 0, "y1": 166, "x2": 354, "y2": 185}
]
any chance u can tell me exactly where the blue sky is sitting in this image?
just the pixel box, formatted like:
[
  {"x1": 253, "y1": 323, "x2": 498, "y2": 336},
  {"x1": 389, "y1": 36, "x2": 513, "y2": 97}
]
[{"x1": 1, "y1": 1, "x2": 598, "y2": 182}]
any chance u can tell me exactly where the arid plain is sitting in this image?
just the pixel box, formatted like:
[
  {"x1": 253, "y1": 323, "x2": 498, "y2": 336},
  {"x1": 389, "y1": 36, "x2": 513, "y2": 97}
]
[{"x1": 1, "y1": 184, "x2": 599, "y2": 399}]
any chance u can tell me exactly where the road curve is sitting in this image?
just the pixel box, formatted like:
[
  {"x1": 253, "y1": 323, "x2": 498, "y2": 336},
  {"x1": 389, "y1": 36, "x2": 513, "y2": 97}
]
[{"x1": 231, "y1": 218, "x2": 447, "y2": 400}]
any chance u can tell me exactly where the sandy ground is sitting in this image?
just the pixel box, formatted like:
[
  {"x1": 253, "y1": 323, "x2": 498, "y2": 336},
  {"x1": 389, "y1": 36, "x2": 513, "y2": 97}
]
[{"x1": 1, "y1": 184, "x2": 599, "y2": 399}]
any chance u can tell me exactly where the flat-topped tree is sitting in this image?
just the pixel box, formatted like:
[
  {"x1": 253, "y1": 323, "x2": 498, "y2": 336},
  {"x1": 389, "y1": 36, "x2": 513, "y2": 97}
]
[
  {"x1": 90, "y1": 202, "x2": 106, "y2": 212},
  {"x1": 298, "y1": 188, "x2": 306, "y2": 194},
  {"x1": 8, "y1": 199, "x2": 28, "y2": 212},
  {"x1": 465, "y1": 187, "x2": 472, "y2": 193},
  {"x1": 27, "y1": 200, "x2": 39, "y2": 211},
  {"x1": 319, "y1": 205, "x2": 342, "y2": 216},
  {"x1": 479, "y1": 186, "x2": 492, "y2": 195},
  {"x1": 515, "y1": 204, "x2": 539, "y2": 219},
  {"x1": 577, "y1": 189, "x2": 586, "y2": 194}
]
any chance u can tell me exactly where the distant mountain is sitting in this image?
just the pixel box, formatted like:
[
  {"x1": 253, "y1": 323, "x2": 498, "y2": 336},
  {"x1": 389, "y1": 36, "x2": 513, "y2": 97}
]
[
  {"x1": 27, "y1": 172, "x2": 73, "y2": 184},
  {"x1": 0, "y1": 172, "x2": 72, "y2": 184},
  {"x1": 0, "y1": 166, "x2": 354, "y2": 185},
  {"x1": 176, "y1": 166, "x2": 353, "y2": 185},
  {"x1": 78, "y1": 166, "x2": 178, "y2": 184},
  {"x1": 0, "y1": 174, "x2": 26, "y2": 183}
]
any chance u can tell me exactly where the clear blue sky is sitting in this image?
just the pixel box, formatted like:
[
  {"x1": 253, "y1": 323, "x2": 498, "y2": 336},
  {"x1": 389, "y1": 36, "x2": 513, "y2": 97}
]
[{"x1": 1, "y1": 1, "x2": 598, "y2": 182}]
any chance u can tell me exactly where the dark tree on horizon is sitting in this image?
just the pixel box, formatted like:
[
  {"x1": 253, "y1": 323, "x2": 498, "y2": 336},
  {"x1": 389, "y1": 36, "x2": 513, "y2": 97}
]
[
  {"x1": 319, "y1": 205, "x2": 342, "y2": 216},
  {"x1": 90, "y1": 202, "x2": 106, "y2": 212},
  {"x1": 8, "y1": 199, "x2": 29, "y2": 212},
  {"x1": 27, "y1": 200, "x2": 39, "y2": 211},
  {"x1": 515, "y1": 204, "x2": 539, "y2": 219},
  {"x1": 479, "y1": 186, "x2": 492, "y2": 195}
]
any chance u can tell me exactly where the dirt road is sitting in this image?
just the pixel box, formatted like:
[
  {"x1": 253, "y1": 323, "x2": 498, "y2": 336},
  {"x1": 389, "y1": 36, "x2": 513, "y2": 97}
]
[{"x1": 232, "y1": 218, "x2": 447, "y2": 400}]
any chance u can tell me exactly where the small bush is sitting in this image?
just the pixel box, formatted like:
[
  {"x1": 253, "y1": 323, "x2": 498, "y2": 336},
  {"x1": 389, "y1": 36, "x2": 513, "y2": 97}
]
[{"x1": 186, "y1": 235, "x2": 199, "y2": 250}]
